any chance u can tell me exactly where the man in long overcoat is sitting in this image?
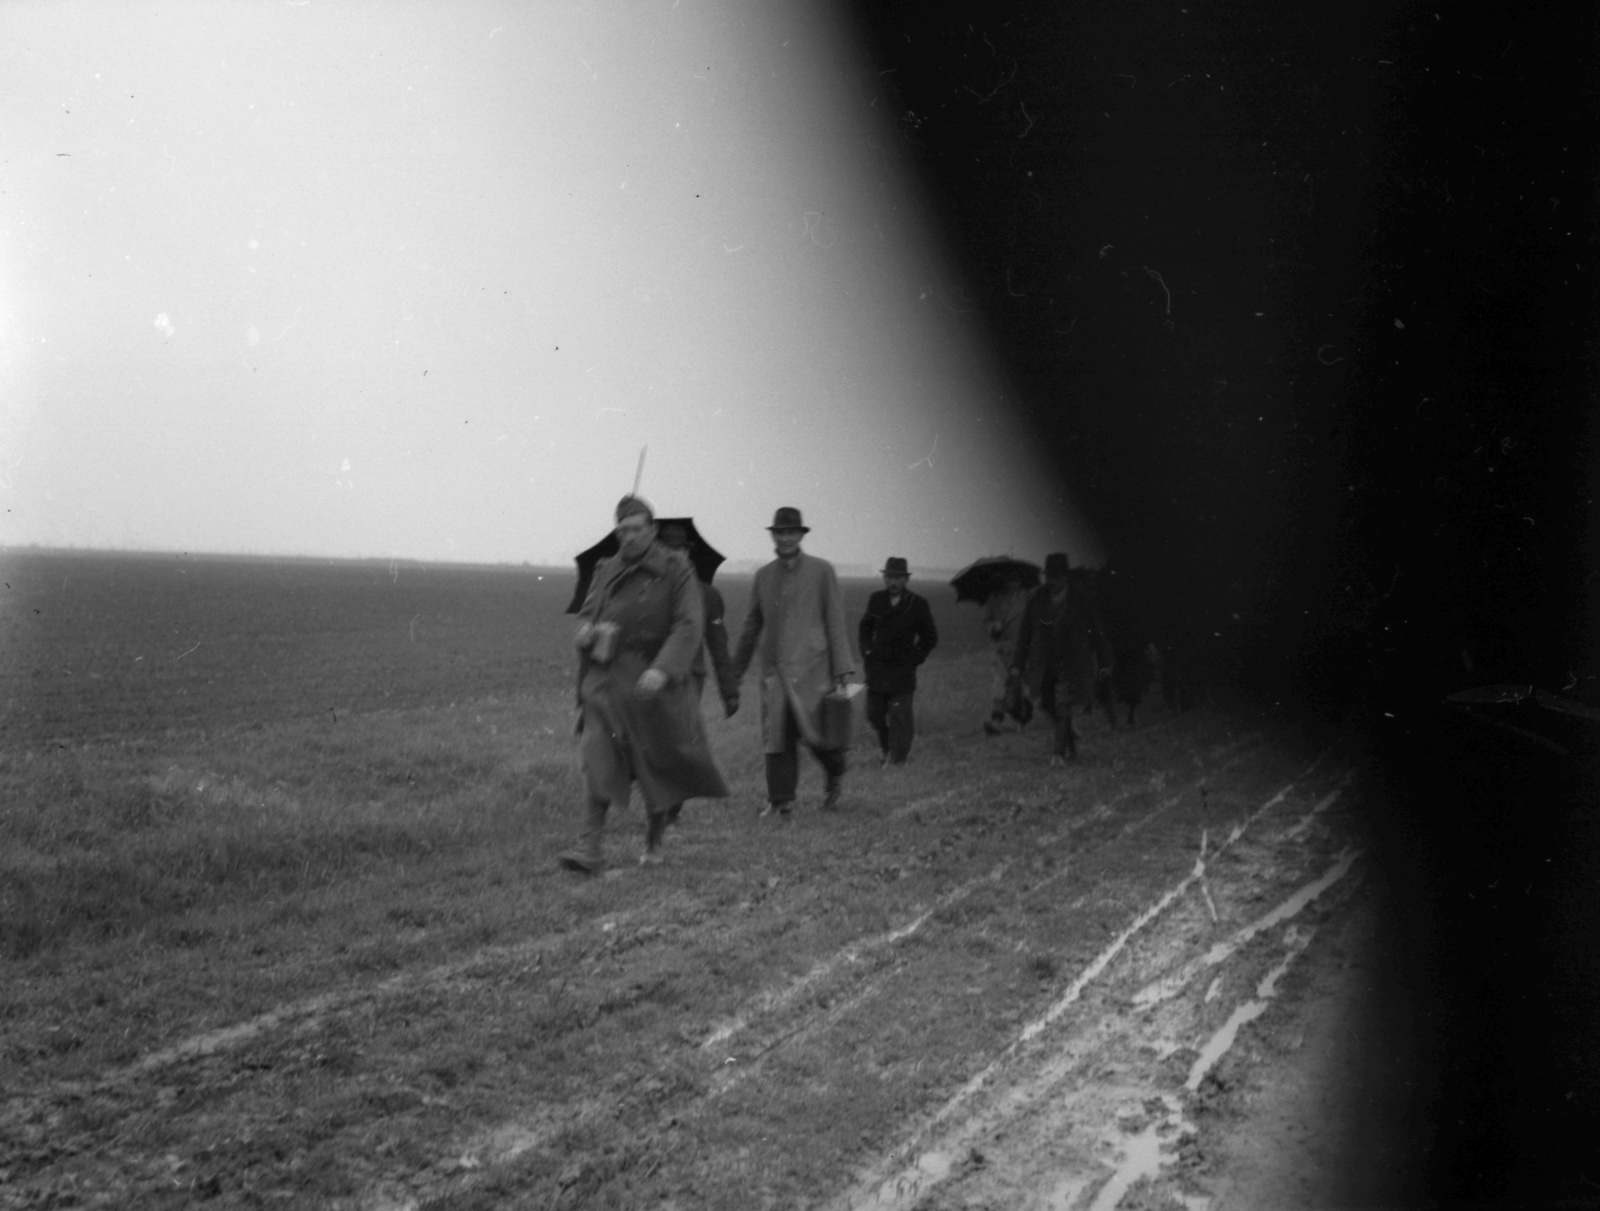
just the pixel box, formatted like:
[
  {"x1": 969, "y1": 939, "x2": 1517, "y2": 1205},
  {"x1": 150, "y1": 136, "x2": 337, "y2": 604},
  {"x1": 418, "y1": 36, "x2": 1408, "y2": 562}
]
[
  {"x1": 858, "y1": 556, "x2": 939, "y2": 765},
  {"x1": 731, "y1": 506, "x2": 854, "y2": 816},
  {"x1": 658, "y1": 521, "x2": 740, "y2": 720},
  {"x1": 981, "y1": 569, "x2": 1031, "y2": 735},
  {"x1": 1012, "y1": 552, "x2": 1113, "y2": 763},
  {"x1": 563, "y1": 496, "x2": 730, "y2": 872}
]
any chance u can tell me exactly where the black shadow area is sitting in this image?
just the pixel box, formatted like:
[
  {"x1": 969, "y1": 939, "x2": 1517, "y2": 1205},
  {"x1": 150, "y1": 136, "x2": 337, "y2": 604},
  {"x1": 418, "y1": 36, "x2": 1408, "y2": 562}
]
[{"x1": 834, "y1": 1, "x2": 1600, "y2": 1205}]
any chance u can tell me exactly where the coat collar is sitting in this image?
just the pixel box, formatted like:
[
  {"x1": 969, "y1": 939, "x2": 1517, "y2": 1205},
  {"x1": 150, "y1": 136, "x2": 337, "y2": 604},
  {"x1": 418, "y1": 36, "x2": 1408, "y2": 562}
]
[{"x1": 598, "y1": 541, "x2": 672, "y2": 591}]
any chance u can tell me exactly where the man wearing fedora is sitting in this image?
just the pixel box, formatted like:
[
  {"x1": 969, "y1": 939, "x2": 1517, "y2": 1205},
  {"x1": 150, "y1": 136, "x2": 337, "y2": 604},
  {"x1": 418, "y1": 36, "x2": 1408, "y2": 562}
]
[
  {"x1": 731, "y1": 507, "x2": 855, "y2": 815},
  {"x1": 1011, "y1": 552, "x2": 1113, "y2": 764},
  {"x1": 858, "y1": 557, "x2": 940, "y2": 765}
]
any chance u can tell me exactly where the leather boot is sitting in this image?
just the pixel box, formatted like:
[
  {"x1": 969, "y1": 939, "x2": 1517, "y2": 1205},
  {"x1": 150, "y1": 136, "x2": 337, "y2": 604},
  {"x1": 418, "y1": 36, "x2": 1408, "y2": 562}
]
[
  {"x1": 640, "y1": 810, "x2": 668, "y2": 865},
  {"x1": 558, "y1": 797, "x2": 608, "y2": 874}
]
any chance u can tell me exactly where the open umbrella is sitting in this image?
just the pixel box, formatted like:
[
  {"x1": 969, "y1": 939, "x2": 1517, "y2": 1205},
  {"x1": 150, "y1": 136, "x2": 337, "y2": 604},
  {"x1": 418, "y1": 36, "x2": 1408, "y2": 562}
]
[
  {"x1": 564, "y1": 517, "x2": 726, "y2": 614},
  {"x1": 949, "y1": 556, "x2": 1042, "y2": 605}
]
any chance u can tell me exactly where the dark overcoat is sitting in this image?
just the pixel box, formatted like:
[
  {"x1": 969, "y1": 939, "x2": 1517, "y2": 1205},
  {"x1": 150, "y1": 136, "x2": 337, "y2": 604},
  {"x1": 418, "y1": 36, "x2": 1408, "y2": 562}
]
[
  {"x1": 858, "y1": 589, "x2": 939, "y2": 696},
  {"x1": 1014, "y1": 580, "x2": 1112, "y2": 709},
  {"x1": 575, "y1": 543, "x2": 730, "y2": 809}
]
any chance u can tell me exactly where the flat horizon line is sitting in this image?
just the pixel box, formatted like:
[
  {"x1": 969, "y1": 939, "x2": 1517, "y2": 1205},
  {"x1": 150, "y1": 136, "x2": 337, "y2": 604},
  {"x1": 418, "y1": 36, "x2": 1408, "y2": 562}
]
[{"x1": 0, "y1": 543, "x2": 977, "y2": 581}]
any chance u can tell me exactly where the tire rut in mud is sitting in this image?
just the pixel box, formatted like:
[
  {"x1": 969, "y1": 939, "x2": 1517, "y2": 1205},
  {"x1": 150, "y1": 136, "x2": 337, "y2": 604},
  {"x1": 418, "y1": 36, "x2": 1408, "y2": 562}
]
[
  {"x1": 2, "y1": 721, "x2": 1352, "y2": 1210},
  {"x1": 819, "y1": 757, "x2": 1365, "y2": 1211},
  {"x1": 357, "y1": 733, "x2": 1332, "y2": 1210}
]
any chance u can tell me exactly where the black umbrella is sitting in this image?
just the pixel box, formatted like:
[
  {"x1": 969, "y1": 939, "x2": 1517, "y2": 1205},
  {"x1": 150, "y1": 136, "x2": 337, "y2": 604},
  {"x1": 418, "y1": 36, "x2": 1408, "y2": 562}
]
[
  {"x1": 949, "y1": 556, "x2": 1042, "y2": 605},
  {"x1": 564, "y1": 517, "x2": 726, "y2": 614}
]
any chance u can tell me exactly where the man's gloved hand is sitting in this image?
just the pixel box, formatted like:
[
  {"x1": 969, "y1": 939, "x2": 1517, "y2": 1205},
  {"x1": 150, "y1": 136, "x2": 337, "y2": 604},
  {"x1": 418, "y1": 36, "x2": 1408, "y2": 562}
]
[{"x1": 636, "y1": 667, "x2": 669, "y2": 697}]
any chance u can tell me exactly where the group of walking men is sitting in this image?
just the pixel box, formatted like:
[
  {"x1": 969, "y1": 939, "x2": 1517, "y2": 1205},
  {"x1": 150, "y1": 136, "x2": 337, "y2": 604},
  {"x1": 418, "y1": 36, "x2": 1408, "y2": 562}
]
[{"x1": 561, "y1": 495, "x2": 1106, "y2": 873}]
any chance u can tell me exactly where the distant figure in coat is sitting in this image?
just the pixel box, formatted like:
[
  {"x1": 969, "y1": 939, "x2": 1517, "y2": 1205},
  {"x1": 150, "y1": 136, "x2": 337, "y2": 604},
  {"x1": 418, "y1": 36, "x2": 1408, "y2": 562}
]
[
  {"x1": 858, "y1": 557, "x2": 939, "y2": 765},
  {"x1": 658, "y1": 522, "x2": 740, "y2": 719},
  {"x1": 1012, "y1": 552, "x2": 1113, "y2": 763},
  {"x1": 1103, "y1": 640, "x2": 1162, "y2": 727},
  {"x1": 982, "y1": 569, "x2": 1031, "y2": 735},
  {"x1": 732, "y1": 507, "x2": 854, "y2": 817},
  {"x1": 563, "y1": 496, "x2": 730, "y2": 872}
]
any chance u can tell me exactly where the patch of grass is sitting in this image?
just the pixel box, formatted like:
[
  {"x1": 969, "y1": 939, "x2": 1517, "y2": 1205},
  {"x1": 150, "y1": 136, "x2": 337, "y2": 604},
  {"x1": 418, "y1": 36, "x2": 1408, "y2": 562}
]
[
  {"x1": 0, "y1": 695, "x2": 580, "y2": 959},
  {"x1": 1028, "y1": 952, "x2": 1061, "y2": 981}
]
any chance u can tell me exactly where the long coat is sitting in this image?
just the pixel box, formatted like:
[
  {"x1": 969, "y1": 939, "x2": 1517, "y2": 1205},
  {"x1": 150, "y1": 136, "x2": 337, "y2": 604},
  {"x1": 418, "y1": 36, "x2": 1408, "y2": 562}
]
[
  {"x1": 576, "y1": 543, "x2": 730, "y2": 809},
  {"x1": 693, "y1": 580, "x2": 739, "y2": 707},
  {"x1": 982, "y1": 583, "x2": 1030, "y2": 699},
  {"x1": 982, "y1": 585, "x2": 1028, "y2": 664},
  {"x1": 1014, "y1": 580, "x2": 1111, "y2": 710},
  {"x1": 732, "y1": 551, "x2": 854, "y2": 752},
  {"x1": 858, "y1": 589, "x2": 939, "y2": 697}
]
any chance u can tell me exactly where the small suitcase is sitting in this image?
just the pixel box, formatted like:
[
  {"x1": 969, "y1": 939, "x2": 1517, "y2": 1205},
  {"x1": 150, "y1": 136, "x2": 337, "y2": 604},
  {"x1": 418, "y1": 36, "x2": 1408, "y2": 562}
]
[{"x1": 819, "y1": 689, "x2": 856, "y2": 751}]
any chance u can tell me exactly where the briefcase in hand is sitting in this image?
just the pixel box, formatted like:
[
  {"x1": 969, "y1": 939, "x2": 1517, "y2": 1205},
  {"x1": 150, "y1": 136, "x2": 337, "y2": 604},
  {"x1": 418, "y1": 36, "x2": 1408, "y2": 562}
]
[{"x1": 819, "y1": 689, "x2": 856, "y2": 752}]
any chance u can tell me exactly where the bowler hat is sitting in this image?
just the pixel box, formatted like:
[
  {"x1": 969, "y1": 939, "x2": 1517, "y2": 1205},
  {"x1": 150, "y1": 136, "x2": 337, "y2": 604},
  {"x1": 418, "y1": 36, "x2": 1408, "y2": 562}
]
[
  {"x1": 1043, "y1": 552, "x2": 1071, "y2": 579},
  {"x1": 880, "y1": 557, "x2": 910, "y2": 576},
  {"x1": 767, "y1": 506, "x2": 810, "y2": 533}
]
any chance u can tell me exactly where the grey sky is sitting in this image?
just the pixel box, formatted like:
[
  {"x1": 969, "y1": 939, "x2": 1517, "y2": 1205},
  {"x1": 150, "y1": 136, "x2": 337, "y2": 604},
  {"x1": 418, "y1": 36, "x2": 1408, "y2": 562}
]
[{"x1": 1, "y1": 0, "x2": 1095, "y2": 571}]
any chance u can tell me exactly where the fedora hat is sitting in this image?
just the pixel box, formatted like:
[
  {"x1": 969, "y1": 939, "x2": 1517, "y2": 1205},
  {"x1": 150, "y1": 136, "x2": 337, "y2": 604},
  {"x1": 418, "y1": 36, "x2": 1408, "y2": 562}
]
[
  {"x1": 1043, "y1": 552, "x2": 1071, "y2": 579},
  {"x1": 880, "y1": 556, "x2": 910, "y2": 576},
  {"x1": 767, "y1": 506, "x2": 810, "y2": 533}
]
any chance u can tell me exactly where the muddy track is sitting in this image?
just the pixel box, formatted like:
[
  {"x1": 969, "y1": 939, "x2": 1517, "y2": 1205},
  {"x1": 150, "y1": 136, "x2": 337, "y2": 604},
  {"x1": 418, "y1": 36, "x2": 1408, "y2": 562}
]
[{"x1": 1, "y1": 717, "x2": 1364, "y2": 1209}]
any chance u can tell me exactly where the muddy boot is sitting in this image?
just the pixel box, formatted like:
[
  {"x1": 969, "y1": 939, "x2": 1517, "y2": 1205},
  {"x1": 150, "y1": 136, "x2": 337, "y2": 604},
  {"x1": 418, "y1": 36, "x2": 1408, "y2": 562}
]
[
  {"x1": 558, "y1": 797, "x2": 609, "y2": 874},
  {"x1": 1050, "y1": 717, "x2": 1079, "y2": 765},
  {"x1": 640, "y1": 811, "x2": 668, "y2": 866},
  {"x1": 822, "y1": 777, "x2": 843, "y2": 812}
]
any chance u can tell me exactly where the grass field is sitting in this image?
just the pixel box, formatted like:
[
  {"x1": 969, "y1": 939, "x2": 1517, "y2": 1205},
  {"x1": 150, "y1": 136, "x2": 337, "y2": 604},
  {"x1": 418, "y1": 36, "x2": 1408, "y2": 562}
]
[
  {"x1": 0, "y1": 548, "x2": 1370, "y2": 1210},
  {"x1": 0, "y1": 548, "x2": 992, "y2": 958}
]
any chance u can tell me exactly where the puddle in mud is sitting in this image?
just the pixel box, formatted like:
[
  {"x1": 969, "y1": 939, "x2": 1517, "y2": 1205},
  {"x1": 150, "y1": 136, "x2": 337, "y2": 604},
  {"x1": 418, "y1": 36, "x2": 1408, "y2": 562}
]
[
  {"x1": 1186, "y1": 1001, "x2": 1269, "y2": 1090},
  {"x1": 916, "y1": 1150, "x2": 953, "y2": 1180},
  {"x1": 1044, "y1": 1172, "x2": 1091, "y2": 1210},
  {"x1": 1084, "y1": 1095, "x2": 1209, "y2": 1211},
  {"x1": 1186, "y1": 925, "x2": 1314, "y2": 1091}
]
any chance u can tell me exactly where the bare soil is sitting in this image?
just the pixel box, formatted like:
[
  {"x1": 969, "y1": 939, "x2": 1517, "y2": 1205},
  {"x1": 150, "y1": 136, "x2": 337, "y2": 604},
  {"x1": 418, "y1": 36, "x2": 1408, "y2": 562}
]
[{"x1": 0, "y1": 704, "x2": 1388, "y2": 1210}]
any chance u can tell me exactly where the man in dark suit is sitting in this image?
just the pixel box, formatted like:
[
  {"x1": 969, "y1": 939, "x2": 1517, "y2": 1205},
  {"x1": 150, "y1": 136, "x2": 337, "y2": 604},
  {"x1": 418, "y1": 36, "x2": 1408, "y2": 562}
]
[
  {"x1": 1013, "y1": 552, "x2": 1112, "y2": 764},
  {"x1": 858, "y1": 557, "x2": 940, "y2": 766}
]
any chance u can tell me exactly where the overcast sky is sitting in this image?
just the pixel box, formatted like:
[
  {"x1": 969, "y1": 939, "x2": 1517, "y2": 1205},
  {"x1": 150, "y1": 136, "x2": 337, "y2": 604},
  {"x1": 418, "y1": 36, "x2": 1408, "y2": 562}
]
[{"x1": 0, "y1": 0, "x2": 1098, "y2": 572}]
